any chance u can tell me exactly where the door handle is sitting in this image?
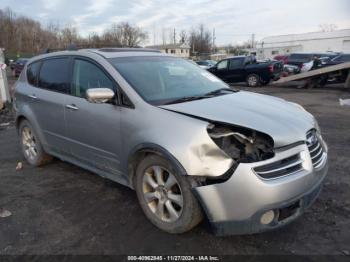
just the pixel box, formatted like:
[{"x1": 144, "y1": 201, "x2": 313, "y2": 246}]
[
  {"x1": 65, "y1": 104, "x2": 79, "y2": 110},
  {"x1": 28, "y1": 94, "x2": 37, "y2": 99}
]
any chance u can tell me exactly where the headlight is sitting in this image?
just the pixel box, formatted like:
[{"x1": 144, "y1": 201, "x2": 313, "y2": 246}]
[{"x1": 207, "y1": 123, "x2": 274, "y2": 163}]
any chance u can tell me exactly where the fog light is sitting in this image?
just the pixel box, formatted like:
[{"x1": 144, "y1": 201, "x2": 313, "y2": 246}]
[{"x1": 260, "y1": 210, "x2": 275, "y2": 225}]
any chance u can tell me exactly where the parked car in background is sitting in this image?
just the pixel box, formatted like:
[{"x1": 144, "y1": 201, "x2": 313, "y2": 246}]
[
  {"x1": 196, "y1": 60, "x2": 217, "y2": 69},
  {"x1": 287, "y1": 52, "x2": 338, "y2": 68},
  {"x1": 13, "y1": 58, "x2": 29, "y2": 77},
  {"x1": 316, "y1": 53, "x2": 350, "y2": 85},
  {"x1": 300, "y1": 53, "x2": 346, "y2": 73},
  {"x1": 301, "y1": 57, "x2": 335, "y2": 74},
  {"x1": 283, "y1": 64, "x2": 300, "y2": 75},
  {"x1": 14, "y1": 48, "x2": 328, "y2": 235},
  {"x1": 300, "y1": 60, "x2": 315, "y2": 73},
  {"x1": 208, "y1": 55, "x2": 283, "y2": 87},
  {"x1": 323, "y1": 53, "x2": 350, "y2": 66},
  {"x1": 273, "y1": 55, "x2": 289, "y2": 64}
]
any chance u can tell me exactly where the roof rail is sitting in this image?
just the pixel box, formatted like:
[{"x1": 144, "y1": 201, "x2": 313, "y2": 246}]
[
  {"x1": 41, "y1": 44, "x2": 160, "y2": 54},
  {"x1": 98, "y1": 48, "x2": 160, "y2": 53},
  {"x1": 41, "y1": 44, "x2": 78, "y2": 54}
]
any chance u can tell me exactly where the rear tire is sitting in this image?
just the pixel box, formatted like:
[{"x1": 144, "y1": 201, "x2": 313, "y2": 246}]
[
  {"x1": 19, "y1": 120, "x2": 53, "y2": 166},
  {"x1": 246, "y1": 74, "x2": 260, "y2": 87},
  {"x1": 134, "y1": 155, "x2": 203, "y2": 234}
]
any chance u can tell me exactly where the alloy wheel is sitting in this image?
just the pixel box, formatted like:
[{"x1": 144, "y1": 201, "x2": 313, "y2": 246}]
[
  {"x1": 142, "y1": 165, "x2": 183, "y2": 222},
  {"x1": 248, "y1": 75, "x2": 258, "y2": 86},
  {"x1": 22, "y1": 127, "x2": 37, "y2": 160}
]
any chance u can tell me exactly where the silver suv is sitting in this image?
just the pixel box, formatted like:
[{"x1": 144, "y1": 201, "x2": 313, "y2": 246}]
[{"x1": 13, "y1": 48, "x2": 328, "y2": 235}]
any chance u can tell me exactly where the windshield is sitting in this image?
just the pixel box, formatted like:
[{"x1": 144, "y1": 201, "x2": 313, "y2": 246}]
[{"x1": 109, "y1": 56, "x2": 230, "y2": 105}]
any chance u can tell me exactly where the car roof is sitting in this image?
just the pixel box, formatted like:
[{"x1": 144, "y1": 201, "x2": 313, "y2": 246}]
[
  {"x1": 290, "y1": 52, "x2": 337, "y2": 55},
  {"x1": 28, "y1": 48, "x2": 168, "y2": 63},
  {"x1": 83, "y1": 48, "x2": 165, "y2": 58},
  {"x1": 220, "y1": 55, "x2": 250, "y2": 60}
]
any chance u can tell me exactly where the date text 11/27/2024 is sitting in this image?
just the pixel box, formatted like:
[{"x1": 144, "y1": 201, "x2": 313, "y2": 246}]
[{"x1": 127, "y1": 255, "x2": 220, "y2": 261}]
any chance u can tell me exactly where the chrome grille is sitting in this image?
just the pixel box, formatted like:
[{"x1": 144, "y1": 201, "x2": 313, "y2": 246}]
[
  {"x1": 306, "y1": 129, "x2": 325, "y2": 168},
  {"x1": 254, "y1": 153, "x2": 303, "y2": 179}
]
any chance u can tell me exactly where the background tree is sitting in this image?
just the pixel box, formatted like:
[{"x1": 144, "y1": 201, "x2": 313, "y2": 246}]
[
  {"x1": 0, "y1": 7, "x2": 148, "y2": 58},
  {"x1": 189, "y1": 24, "x2": 212, "y2": 56},
  {"x1": 179, "y1": 30, "x2": 187, "y2": 44}
]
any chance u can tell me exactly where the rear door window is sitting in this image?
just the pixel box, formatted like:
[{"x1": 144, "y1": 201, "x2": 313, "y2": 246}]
[
  {"x1": 27, "y1": 61, "x2": 41, "y2": 86},
  {"x1": 38, "y1": 58, "x2": 71, "y2": 94},
  {"x1": 229, "y1": 58, "x2": 244, "y2": 69}
]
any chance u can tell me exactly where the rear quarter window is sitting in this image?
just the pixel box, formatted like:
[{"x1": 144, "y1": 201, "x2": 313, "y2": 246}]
[
  {"x1": 27, "y1": 61, "x2": 41, "y2": 86},
  {"x1": 38, "y1": 58, "x2": 70, "y2": 94}
]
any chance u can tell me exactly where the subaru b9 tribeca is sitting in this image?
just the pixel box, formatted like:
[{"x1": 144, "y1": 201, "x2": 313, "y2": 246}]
[{"x1": 13, "y1": 48, "x2": 328, "y2": 235}]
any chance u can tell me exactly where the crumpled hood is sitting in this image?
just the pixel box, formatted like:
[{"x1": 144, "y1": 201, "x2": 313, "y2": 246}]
[{"x1": 160, "y1": 91, "x2": 316, "y2": 147}]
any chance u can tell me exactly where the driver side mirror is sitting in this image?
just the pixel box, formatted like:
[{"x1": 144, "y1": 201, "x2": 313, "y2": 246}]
[{"x1": 86, "y1": 88, "x2": 115, "y2": 104}]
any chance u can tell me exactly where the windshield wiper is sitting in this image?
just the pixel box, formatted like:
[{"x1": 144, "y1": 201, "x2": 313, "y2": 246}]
[
  {"x1": 204, "y1": 87, "x2": 239, "y2": 96},
  {"x1": 164, "y1": 95, "x2": 211, "y2": 105},
  {"x1": 163, "y1": 88, "x2": 238, "y2": 105}
]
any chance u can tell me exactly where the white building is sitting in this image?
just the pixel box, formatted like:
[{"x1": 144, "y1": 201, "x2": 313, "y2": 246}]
[
  {"x1": 256, "y1": 29, "x2": 350, "y2": 59},
  {"x1": 146, "y1": 43, "x2": 190, "y2": 58}
]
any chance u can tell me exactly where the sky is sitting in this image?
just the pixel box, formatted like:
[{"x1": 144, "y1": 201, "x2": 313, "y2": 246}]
[{"x1": 1, "y1": 0, "x2": 350, "y2": 46}]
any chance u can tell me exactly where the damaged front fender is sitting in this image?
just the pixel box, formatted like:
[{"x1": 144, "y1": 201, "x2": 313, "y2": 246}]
[
  {"x1": 186, "y1": 133, "x2": 234, "y2": 177},
  {"x1": 123, "y1": 106, "x2": 235, "y2": 178}
]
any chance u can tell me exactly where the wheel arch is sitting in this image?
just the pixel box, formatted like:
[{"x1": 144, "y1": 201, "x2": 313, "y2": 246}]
[
  {"x1": 127, "y1": 143, "x2": 187, "y2": 189},
  {"x1": 15, "y1": 113, "x2": 48, "y2": 148},
  {"x1": 15, "y1": 115, "x2": 27, "y2": 132}
]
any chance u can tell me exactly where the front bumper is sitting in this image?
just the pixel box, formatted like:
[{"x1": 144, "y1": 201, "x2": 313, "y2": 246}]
[{"x1": 194, "y1": 143, "x2": 328, "y2": 236}]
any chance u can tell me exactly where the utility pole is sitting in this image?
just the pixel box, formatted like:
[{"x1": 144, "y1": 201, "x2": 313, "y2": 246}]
[
  {"x1": 251, "y1": 33, "x2": 255, "y2": 49},
  {"x1": 212, "y1": 28, "x2": 216, "y2": 53},
  {"x1": 153, "y1": 24, "x2": 156, "y2": 45},
  {"x1": 173, "y1": 28, "x2": 176, "y2": 44},
  {"x1": 162, "y1": 28, "x2": 166, "y2": 46}
]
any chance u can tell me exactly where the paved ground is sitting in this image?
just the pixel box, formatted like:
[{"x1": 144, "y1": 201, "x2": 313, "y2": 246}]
[{"x1": 1, "y1": 73, "x2": 350, "y2": 255}]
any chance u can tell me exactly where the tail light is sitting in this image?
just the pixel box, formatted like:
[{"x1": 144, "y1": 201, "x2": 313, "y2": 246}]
[{"x1": 268, "y1": 64, "x2": 274, "y2": 73}]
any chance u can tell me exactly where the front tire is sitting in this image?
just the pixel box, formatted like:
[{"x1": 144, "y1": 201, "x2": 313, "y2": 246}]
[
  {"x1": 19, "y1": 120, "x2": 53, "y2": 166},
  {"x1": 134, "y1": 155, "x2": 203, "y2": 234},
  {"x1": 246, "y1": 74, "x2": 260, "y2": 87}
]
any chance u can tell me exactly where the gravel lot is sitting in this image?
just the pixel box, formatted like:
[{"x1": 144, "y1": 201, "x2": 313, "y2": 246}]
[{"x1": 1, "y1": 72, "x2": 350, "y2": 255}]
